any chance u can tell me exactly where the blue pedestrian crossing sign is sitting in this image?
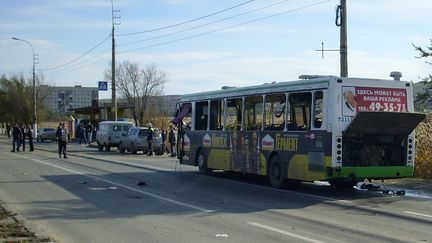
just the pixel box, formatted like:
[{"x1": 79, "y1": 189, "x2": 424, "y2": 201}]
[{"x1": 98, "y1": 81, "x2": 108, "y2": 91}]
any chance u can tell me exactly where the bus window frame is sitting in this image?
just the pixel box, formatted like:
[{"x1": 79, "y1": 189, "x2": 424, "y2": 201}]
[
  {"x1": 263, "y1": 93, "x2": 286, "y2": 132},
  {"x1": 312, "y1": 90, "x2": 324, "y2": 129},
  {"x1": 244, "y1": 95, "x2": 264, "y2": 131},
  {"x1": 225, "y1": 97, "x2": 243, "y2": 131},
  {"x1": 288, "y1": 91, "x2": 312, "y2": 131},
  {"x1": 209, "y1": 99, "x2": 225, "y2": 131}
]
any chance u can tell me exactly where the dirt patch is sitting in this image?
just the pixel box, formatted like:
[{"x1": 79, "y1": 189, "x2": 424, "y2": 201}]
[{"x1": 0, "y1": 204, "x2": 53, "y2": 242}]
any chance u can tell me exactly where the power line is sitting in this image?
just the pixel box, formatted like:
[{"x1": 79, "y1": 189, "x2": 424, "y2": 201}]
[
  {"x1": 119, "y1": 0, "x2": 333, "y2": 54},
  {"x1": 118, "y1": 0, "x2": 292, "y2": 48},
  {"x1": 44, "y1": 47, "x2": 111, "y2": 75},
  {"x1": 116, "y1": 0, "x2": 256, "y2": 36},
  {"x1": 40, "y1": 34, "x2": 111, "y2": 71},
  {"x1": 45, "y1": 52, "x2": 112, "y2": 79}
]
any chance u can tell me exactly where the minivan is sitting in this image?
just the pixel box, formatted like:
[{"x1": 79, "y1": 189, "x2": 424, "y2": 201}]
[{"x1": 96, "y1": 121, "x2": 134, "y2": 151}]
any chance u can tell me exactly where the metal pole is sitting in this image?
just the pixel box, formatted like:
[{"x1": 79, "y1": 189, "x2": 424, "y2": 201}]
[
  {"x1": 340, "y1": 0, "x2": 348, "y2": 77},
  {"x1": 111, "y1": 0, "x2": 117, "y2": 121},
  {"x1": 12, "y1": 37, "x2": 38, "y2": 138}
]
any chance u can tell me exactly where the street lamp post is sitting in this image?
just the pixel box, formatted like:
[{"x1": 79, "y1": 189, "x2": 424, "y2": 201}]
[{"x1": 12, "y1": 37, "x2": 37, "y2": 138}]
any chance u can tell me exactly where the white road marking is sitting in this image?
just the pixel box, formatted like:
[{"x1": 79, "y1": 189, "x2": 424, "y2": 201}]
[
  {"x1": 13, "y1": 154, "x2": 215, "y2": 213},
  {"x1": 404, "y1": 211, "x2": 432, "y2": 219},
  {"x1": 247, "y1": 222, "x2": 325, "y2": 243}
]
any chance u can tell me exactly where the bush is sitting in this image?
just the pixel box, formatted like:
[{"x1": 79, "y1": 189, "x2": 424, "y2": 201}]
[{"x1": 415, "y1": 113, "x2": 432, "y2": 179}]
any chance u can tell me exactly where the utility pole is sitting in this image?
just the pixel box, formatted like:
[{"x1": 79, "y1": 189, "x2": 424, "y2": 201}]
[
  {"x1": 111, "y1": 0, "x2": 120, "y2": 121},
  {"x1": 12, "y1": 37, "x2": 38, "y2": 138},
  {"x1": 337, "y1": 0, "x2": 348, "y2": 77}
]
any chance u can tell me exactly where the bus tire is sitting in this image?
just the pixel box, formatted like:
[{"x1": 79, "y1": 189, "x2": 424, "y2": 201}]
[
  {"x1": 197, "y1": 150, "x2": 211, "y2": 174},
  {"x1": 269, "y1": 155, "x2": 285, "y2": 188}
]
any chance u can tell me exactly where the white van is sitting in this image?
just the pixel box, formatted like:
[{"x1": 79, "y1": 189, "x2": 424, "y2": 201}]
[{"x1": 96, "y1": 121, "x2": 134, "y2": 151}]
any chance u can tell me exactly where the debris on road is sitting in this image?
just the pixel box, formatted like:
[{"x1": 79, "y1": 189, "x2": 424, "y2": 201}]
[
  {"x1": 357, "y1": 183, "x2": 405, "y2": 196},
  {"x1": 137, "y1": 181, "x2": 147, "y2": 187}
]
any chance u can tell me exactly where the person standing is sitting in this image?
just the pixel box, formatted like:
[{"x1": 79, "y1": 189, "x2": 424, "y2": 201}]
[
  {"x1": 20, "y1": 124, "x2": 26, "y2": 152},
  {"x1": 6, "y1": 124, "x2": 11, "y2": 139},
  {"x1": 87, "y1": 122, "x2": 94, "y2": 144},
  {"x1": 56, "y1": 123, "x2": 69, "y2": 158},
  {"x1": 146, "y1": 123, "x2": 154, "y2": 156},
  {"x1": 168, "y1": 125, "x2": 176, "y2": 157},
  {"x1": 11, "y1": 123, "x2": 22, "y2": 152},
  {"x1": 27, "y1": 124, "x2": 34, "y2": 152},
  {"x1": 161, "y1": 129, "x2": 167, "y2": 154}
]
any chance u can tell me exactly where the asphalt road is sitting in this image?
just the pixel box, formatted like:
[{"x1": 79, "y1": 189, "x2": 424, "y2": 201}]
[{"x1": 0, "y1": 138, "x2": 431, "y2": 243}]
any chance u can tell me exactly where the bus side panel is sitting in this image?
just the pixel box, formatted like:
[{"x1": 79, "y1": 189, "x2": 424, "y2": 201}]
[
  {"x1": 180, "y1": 129, "x2": 333, "y2": 182},
  {"x1": 179, "y1": 130, "x2": 208, "y2": 166},
  {"x1": 260, "y1": 131, "x2": 333, "y2": 182}
]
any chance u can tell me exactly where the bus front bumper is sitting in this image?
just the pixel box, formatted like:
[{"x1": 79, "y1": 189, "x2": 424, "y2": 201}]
[{"x1": 327, "y1": 166, "x2": 414, "y2": 181}]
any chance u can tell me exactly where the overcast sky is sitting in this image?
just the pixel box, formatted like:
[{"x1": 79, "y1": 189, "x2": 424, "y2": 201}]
[{"x1": 1, "y1": 0, "x2": 431, "y2": 99}]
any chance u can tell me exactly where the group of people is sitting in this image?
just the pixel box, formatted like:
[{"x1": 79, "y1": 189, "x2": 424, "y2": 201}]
[
  {"x1": 76, "y1": 122, "x2": 95, "y2": 145},
  {"x1": 9, "y1": 123, "x2": 34, "y2": 152},
  {"x1": 8, "y1": 120, "x2": 178, "y2": 159},
  {"x1": 145, "y1": 123, "x2": 177, "y2": 157}
]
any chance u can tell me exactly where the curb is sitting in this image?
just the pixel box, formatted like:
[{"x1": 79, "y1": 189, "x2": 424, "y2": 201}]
[{"x1": 0, "y1": 201, "x2": 54, "y2": 242}]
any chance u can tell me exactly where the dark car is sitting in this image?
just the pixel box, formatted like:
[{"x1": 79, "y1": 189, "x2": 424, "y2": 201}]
[{"x1": 37, "y1": 128, "x2": 57, "y2": 142}]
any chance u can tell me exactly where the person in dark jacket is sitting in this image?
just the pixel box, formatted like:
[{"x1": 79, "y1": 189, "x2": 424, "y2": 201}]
[
  {"x1": 56, "y1": 123, "x2": 69, "y2": 158},
  {"x1": 146, "y1": 123, "x2": 154, "y2": 156},
  {"x1": 19, "y1": 124, "x2": 26, "y2": 151},
  {"x1": 27, "y1": 124, "x2": 34, "y2": 152},
  {"x1": 168, "y1": 125, "x2": 176, "y2": 157},
  {"x1": 6, "y1": 124, "x2": 11, "y2": 139},
  {"x1": 11, "y1": 123, "x2": 22, "y2": 152}
]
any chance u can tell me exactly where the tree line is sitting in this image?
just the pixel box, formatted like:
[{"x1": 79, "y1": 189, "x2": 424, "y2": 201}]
[{"x1": 0, "y1": 74, "x2": 55, "y2": 125}]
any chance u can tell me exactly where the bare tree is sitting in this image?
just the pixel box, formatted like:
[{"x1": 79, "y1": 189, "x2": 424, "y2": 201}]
[
  {"x1": 413, "y1": 40, "x2": 432, "y2": 105},
  {"x1": 104, "y1": 61, "x2": 167, "y2": 126}
]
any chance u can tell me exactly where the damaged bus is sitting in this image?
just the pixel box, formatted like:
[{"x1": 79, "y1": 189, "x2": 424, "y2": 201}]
[{"x1": 171, "y1": 76, "x2": 425, "y2": 188}]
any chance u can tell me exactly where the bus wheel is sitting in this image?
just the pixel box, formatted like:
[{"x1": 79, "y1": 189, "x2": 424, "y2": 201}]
[
  {"x1": 197, "y1": 150, "x2": 211, "y2": 174},
  {"x1": 269, "y1": 155, "x2": 285, "y2": 188}
]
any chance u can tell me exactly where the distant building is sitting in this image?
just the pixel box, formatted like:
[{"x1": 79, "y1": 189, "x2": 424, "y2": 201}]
[
  {"x1": 150, "y1": 95, "x2": 181, "y2": 116},
  {"x1": 41, "y1": 85, "x2": 98, "y2": 113}
]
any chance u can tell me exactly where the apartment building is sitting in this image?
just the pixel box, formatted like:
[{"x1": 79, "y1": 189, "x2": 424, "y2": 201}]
[{"x1": 41, "y1": 85, "x2": 98, "y2": 113}]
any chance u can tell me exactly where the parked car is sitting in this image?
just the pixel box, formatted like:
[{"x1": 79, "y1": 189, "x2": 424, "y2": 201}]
[
  {"x1": 36, "y1": 128, "x2": 57, "y2": 142},
  {"x1": 96, "y1": 121, "x2": 134, "y2": 151},
  {"x1": 118, "y1": 126, "x2": 163, "y2": 155}
]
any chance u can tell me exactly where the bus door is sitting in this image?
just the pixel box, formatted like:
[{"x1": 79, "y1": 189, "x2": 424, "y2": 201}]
[{"x1": 171, "y1": 103, "x2": 192, "y2": 164}]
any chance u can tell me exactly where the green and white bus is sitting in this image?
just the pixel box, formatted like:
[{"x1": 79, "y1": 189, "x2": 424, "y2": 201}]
[{"x1": 171, "y1": 76, "x2": 425, "y2": 188}]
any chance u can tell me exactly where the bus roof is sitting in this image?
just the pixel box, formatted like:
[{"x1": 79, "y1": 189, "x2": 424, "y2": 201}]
[
  {"x1": 181, "y1": 78, "x2": 331, "y2": 102},
  {"x1": 181, "y1": 76, "x2": 412, "y2": 102}
]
